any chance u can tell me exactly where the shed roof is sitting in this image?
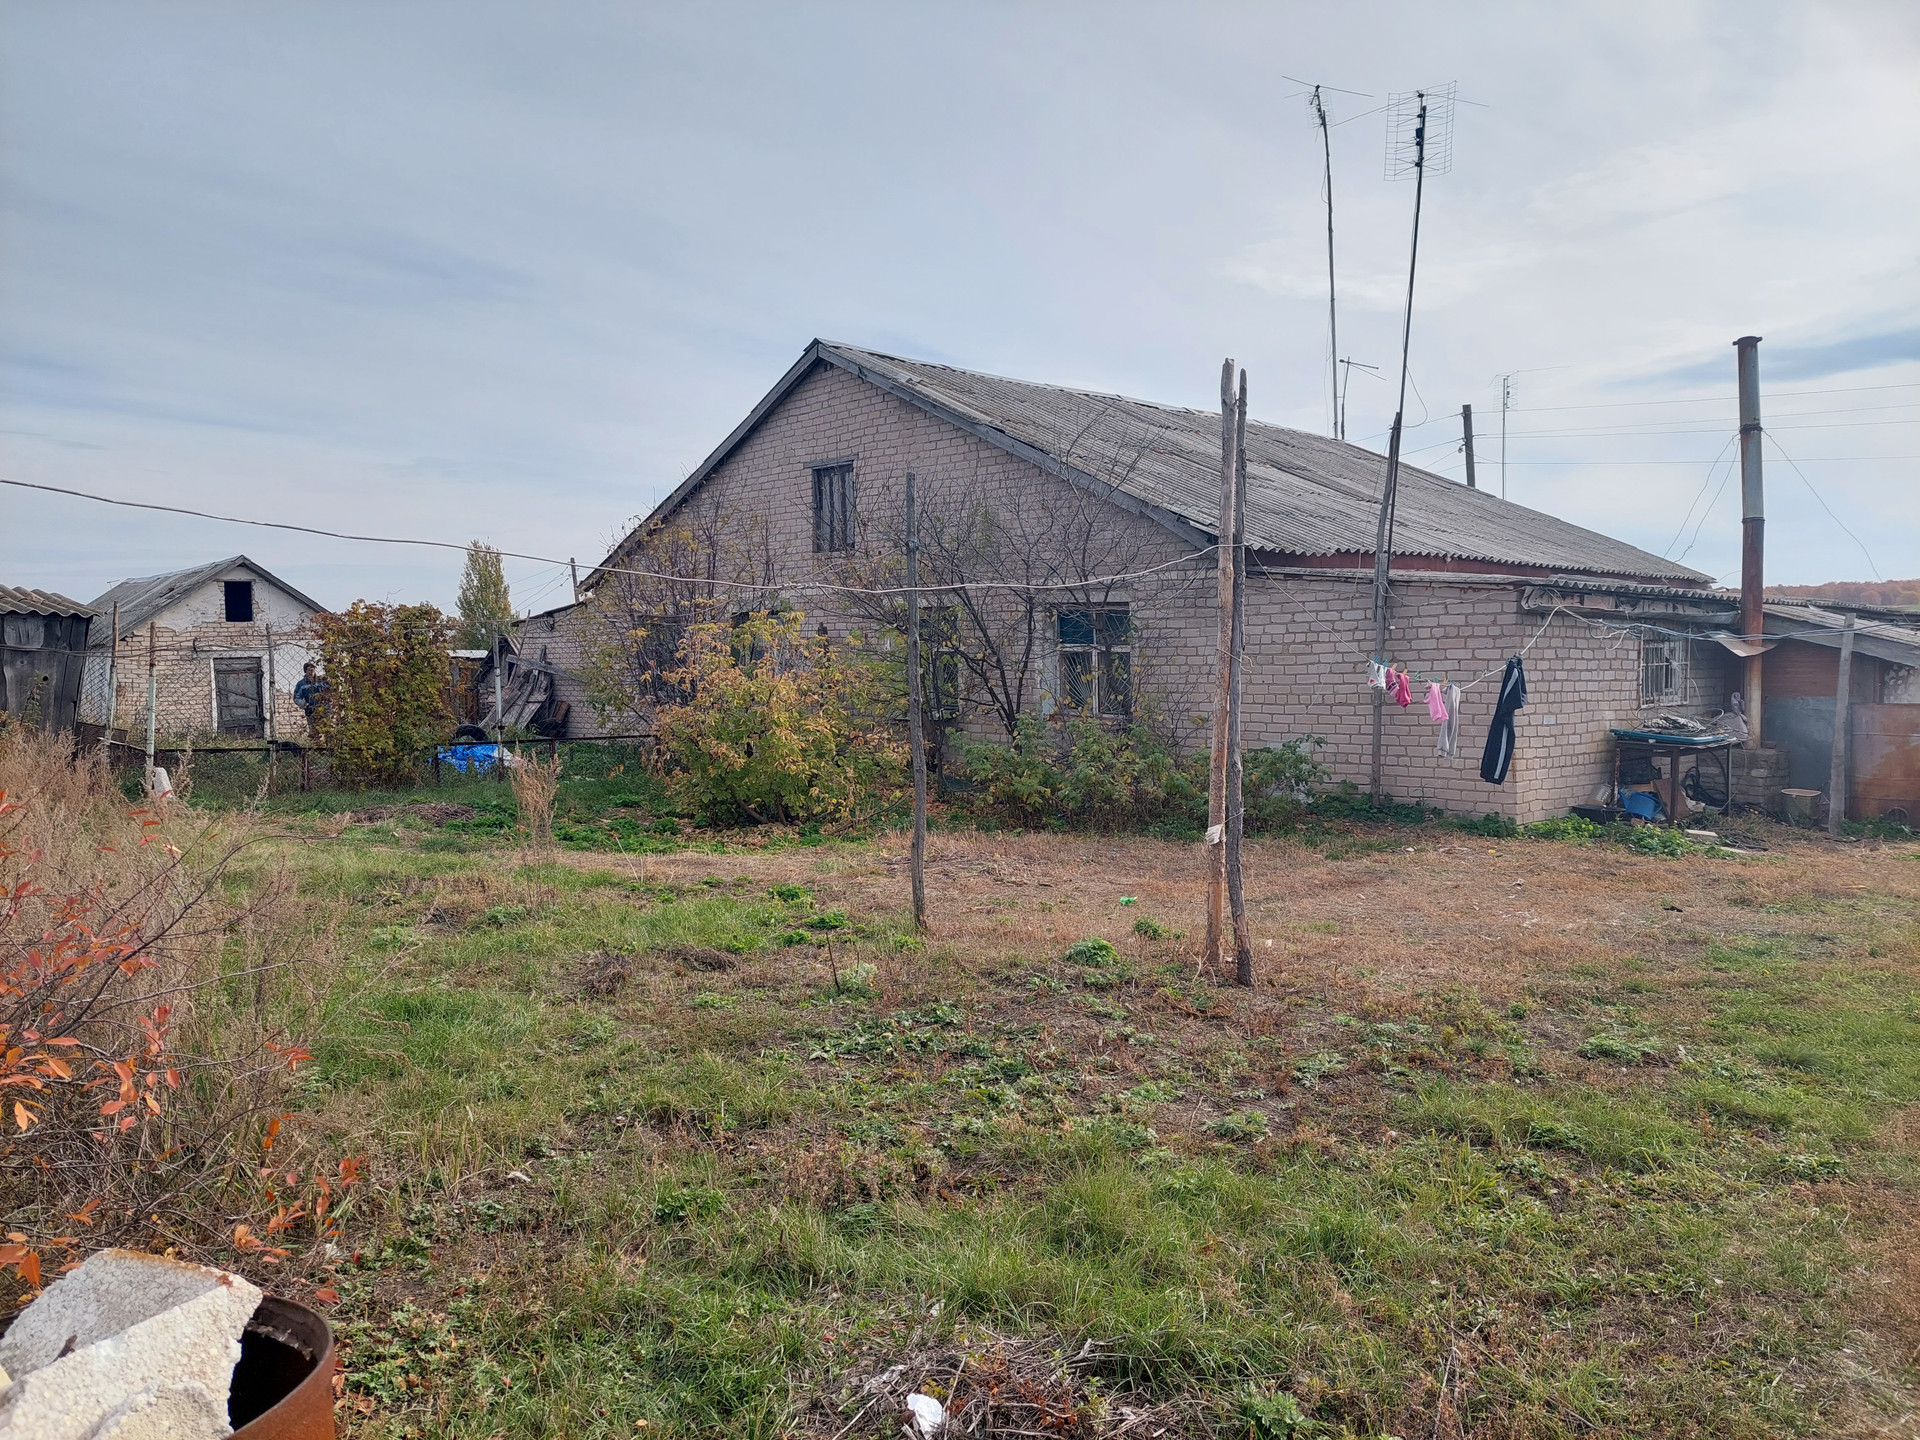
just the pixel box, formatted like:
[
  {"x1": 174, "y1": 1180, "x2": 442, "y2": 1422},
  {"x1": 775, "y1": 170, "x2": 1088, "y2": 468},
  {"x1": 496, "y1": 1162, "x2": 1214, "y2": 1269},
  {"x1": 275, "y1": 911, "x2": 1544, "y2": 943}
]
[
  {"x1": 626, "y1": 341, "x2": 1710, "y2": 586},
  {"x1": 1763, "y1": 601, "x2": 1920, "y2": 669},
  {"x1": 0, "y1": 585, "x2": 96, "y2": 619},
  {"x1": 88, "y1": 556, "x2": 324, "y2": 642}
]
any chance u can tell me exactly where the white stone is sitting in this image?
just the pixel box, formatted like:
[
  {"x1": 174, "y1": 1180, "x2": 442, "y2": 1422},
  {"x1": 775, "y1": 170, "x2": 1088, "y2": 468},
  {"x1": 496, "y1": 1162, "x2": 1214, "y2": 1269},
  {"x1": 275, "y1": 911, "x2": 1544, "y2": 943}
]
[{"x1": 0, "y1": 1250, "x2": 261, "y2": 1440}]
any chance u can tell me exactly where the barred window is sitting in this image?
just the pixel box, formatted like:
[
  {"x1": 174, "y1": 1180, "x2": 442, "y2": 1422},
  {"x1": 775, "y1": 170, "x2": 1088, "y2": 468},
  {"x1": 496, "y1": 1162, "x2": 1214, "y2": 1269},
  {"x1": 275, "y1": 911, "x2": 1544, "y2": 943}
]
[
  {"x1": 812, "y1": 463, "x2": 855, "y2": 552},
  {"x1": 1056, "y1": 606, "x2": 1132, "y2": 718},
  {"x1": 921, "y1": 607, "x2": 960, "y2": 722},
  {"x1": 1640, "y1": 636, "x2": 1686, "y2": 705}
]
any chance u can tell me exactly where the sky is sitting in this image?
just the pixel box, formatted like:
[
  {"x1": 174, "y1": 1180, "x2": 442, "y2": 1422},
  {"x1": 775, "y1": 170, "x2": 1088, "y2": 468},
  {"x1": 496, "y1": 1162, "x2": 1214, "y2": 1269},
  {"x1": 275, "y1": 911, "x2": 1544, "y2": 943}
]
[{"x1": 3, "y1": 0, "x2": 1915, "y2": 614}]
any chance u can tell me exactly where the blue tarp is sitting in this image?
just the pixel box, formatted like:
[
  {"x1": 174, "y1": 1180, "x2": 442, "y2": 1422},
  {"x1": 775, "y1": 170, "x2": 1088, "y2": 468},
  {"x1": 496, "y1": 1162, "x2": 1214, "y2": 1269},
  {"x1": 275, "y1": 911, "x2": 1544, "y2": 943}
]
[{"x1": 439, "y1": 743, "x2": 504, "y2": 773}]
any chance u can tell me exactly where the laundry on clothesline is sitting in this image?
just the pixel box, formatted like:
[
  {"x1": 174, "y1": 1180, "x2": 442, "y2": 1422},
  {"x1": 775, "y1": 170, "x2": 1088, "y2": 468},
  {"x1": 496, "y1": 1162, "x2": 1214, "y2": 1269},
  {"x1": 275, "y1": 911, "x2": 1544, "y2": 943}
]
[
  {"x1": 1434, "y1": 682, "x2": 1461, "y2": 759},
  {"x1": 1426, "y1": 681, "x2": 1448, "y2": 724},
  {"x1": 1479, "y1": 656, "x2": 1528, "y2": 785},
  {"x1": 1391, "y1": 668, "x2": 1412, "y2": 707},
  {"x1": 1367, "y1": 660, "x2": 1388, "y2": 691}
]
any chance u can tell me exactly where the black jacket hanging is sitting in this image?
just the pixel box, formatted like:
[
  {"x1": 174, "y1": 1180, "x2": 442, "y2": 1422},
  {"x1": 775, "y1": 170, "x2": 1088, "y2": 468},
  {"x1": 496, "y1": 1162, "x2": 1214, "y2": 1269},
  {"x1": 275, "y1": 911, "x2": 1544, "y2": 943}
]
[{"x1": 1479, "y1": 655, "x2": 1528, "y2": 785}]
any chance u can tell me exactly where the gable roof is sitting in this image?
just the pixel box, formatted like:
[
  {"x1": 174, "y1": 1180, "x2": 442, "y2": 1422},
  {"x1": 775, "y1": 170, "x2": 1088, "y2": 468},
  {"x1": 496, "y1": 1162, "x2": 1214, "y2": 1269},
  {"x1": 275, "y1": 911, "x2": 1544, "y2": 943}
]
[
  {"x1": 616, "y1": 341, "x2": 1709, "y2": 587},
  {"x1": 88, "y1": 556, "x2": 325, "y2": 642}
]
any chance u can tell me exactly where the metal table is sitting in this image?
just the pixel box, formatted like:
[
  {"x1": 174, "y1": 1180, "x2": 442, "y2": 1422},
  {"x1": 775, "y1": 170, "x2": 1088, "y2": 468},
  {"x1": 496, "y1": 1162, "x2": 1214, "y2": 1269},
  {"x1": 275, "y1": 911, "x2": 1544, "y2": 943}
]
[{"x1": 1610, "y1": 728, "x2": 1736, "y2": 824}]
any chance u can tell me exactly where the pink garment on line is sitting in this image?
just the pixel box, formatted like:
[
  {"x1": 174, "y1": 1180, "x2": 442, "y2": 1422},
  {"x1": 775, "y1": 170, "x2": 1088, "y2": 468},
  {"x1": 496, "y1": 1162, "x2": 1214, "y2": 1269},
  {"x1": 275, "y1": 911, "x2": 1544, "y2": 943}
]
[
  {"x1": 1391, "y1": 668, "x2": 1412, "y2": 707},
  {"x1": 1426, "y1": 681, "x2": 1449, "y2": 723}
]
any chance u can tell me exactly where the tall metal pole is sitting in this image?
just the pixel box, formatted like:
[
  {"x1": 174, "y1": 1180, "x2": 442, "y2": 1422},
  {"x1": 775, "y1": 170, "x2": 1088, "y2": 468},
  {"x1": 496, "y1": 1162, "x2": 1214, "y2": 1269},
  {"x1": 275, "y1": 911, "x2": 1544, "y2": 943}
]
[
  {"x1": 1736, "y1": 336, "x2": 1765, "y2": 748},
  {"x1": 1225, "y1": 375, "x2": 1253, "y2": 986},
  {"x1": 1206, "y1": 358, "x2": 1240, "y2": 972},
  {"x1": 1500, "y1": 374, "x2": 1512, "y2": 499},
  {"x1": 1313, "y1": 87, "x2": 1339, "y2": 438},
  {"x1": 492, "y1": 632, "x2": 505, "y2": 741},
  {"x1": 1368, "y1": 92, "x2": 1430, "y2": 804},
  {"x1": 905, "y1": 471, "x2": 928, "y2": 931},
  {"x1": 1462, "y1": 404, "x2": 1477, "y2": 489}
]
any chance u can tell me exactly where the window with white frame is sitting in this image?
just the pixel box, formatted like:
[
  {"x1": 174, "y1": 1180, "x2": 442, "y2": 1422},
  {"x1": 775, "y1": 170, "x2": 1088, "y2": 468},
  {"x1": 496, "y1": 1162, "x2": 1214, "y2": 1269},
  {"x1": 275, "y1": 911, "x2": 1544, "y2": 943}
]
[
  {"x1": 1056, "y1": 606, "x2": 1132, "y2": 718},
  {"x1": 1640, "y1": 635, "x2": 1687, "y2": 706}
]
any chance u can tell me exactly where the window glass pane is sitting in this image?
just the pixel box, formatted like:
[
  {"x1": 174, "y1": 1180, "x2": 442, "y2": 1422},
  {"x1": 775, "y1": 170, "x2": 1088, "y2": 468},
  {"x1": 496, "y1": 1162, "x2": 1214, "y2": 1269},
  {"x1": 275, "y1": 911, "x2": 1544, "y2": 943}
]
[
  {"x1": 1061, "y1": 651, "x2": 1094, "y2": 709},
  {"x1": 1094, "y1": 608, "x2": 1131, "y2": 646},
  {"x1": 1102, "y1": 651, "x2": 1132, "y2": 716},
  {"x1": 1056, "y1": 609, "x2": 1094, "y2": 646}
]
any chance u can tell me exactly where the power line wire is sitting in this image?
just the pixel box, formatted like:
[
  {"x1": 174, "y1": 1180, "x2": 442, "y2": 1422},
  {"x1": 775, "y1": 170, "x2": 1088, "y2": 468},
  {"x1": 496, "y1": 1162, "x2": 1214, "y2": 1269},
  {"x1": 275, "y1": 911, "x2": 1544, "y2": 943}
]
[
  {"x1": 0, "y1": 477, "x2": 1221, "y2": 600},
  {"x1": 1762, "y1": 432, "x2": 1883, "y2": 582}
]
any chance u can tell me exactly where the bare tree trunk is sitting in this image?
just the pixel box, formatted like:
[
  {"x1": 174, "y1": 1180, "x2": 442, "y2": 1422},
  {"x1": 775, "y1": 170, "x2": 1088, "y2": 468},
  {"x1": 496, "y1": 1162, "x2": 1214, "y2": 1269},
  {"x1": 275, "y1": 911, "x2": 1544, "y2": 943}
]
[
  {"x1": 1226, "y1": 374, "x2": 1253, "y2": 987},
  {"x1": 1206, "y1": 359, "x2": 1239, "y2": 973},
  {"x1": 906, "y1": 472, "x2": 928, "y2": 930}
]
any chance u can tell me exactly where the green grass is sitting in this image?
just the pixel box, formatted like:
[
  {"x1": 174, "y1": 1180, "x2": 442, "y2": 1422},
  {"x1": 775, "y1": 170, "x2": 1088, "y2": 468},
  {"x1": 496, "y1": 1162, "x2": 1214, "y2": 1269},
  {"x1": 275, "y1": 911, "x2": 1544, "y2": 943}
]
[{"x1": 232, "y1": 824, "x2": 1920, "y2": 1439}]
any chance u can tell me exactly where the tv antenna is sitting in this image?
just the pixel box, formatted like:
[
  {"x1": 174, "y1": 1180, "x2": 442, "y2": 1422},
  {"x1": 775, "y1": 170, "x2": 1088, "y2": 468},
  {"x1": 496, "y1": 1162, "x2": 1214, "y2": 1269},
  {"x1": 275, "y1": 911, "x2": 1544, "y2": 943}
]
[
  {"x1": 1337, "y1": 357, "x2": 1380, "y2": 444},
  {"x1": 1283, "y1": 76, "x2": 1372, "y2": 439},
  {"x1": 1369, "y1": 81, "x2": 1457, "y2": 802}
]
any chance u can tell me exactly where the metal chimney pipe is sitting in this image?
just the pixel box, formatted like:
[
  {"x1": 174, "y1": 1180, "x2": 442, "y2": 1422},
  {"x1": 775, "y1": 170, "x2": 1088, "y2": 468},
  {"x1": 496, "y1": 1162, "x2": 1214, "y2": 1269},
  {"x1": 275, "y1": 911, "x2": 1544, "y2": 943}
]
[{"x1": 1735, "y1": 335, "x2": 1764, "y2": 748}]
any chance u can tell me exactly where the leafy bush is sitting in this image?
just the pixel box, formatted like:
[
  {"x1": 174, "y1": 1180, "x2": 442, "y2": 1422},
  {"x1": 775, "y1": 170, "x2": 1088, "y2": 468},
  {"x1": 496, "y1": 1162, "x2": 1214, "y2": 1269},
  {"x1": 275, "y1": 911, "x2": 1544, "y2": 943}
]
[
  {"x1": 651, "y1": 611, "x2": 906, "y2": 826},
  {"x1": 959, "y1": 717, "x2": 1326, "y2": 834},
  {"x1": 311, "y1": 601, "x2": 454, "y2": 789},
  {"x1": 1064, "y1": 937, "x2": 1120, "y2": 968},
  {"x1": 1235, "y1": 1386, "x2": 1316, "y2": 1438},
  {"x1": 1525, "y1": 815, "x2": 1602, "y2": 842}
]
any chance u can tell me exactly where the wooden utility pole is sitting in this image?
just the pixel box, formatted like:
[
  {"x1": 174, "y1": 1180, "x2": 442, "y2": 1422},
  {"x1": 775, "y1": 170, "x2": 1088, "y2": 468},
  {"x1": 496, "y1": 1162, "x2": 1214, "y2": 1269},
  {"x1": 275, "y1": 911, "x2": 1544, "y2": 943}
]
[
  {"x1": 1827, "y1": 615, "x2": 1855, "y2": 836},
  {"x1": 102, "y1": 601, "x2": 119, "y2": 758},
  {"x1": 1206, "y1": 358, "x2": 1242, "y2": 972},
  {"x1": 1225, "y1": 374, "x2": 1254, "y2": 986},
  {"x1": 144, "y1": 621, "x2": 158, "y2": 789},
  {"x1": 1462, "y1": 404, "x2": 1477, "y2": 489},
  {"x1": 905, "y1": 471, "x2": 928, "y2": 930}
]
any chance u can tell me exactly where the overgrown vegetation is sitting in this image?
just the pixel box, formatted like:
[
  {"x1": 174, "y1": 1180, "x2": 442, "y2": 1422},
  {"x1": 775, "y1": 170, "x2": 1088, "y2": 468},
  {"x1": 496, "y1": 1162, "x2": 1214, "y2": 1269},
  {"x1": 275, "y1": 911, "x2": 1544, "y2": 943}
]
[
  {"x1": 52, "y1": 746, "x2": 1905, "y2": 1439},
  {"x1": 0, "y1": 729, "x2": 352, "y2": 1289},
  {"x1": 311, "y1": 600, "x2": 455, "y2": 788},
  {"x1": 957, "y1": 718, "x2": 1327, "y2": 836},
  {"x1": 651, "y1": 611, "x2": 906, "y2": 826}
]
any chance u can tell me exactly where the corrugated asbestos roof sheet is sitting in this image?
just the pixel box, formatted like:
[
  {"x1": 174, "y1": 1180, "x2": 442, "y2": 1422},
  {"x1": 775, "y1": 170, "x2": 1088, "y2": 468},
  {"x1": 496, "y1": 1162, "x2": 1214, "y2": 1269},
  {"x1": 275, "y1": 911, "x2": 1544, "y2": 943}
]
[
  {"x1": 823, "y1": 344, "x2": 1710, "y2": 584},
  {"x1": 0, "y1": 584, "x2": 96, "y2": 618},
  {"x1": 88, "y1": 555, "x2": 325, "y2": 641}
]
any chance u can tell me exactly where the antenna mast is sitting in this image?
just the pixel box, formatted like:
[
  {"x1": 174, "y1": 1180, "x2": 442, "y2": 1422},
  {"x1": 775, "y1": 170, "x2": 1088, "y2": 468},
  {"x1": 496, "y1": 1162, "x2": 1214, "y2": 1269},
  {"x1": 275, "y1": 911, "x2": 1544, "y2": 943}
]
[
  {"x1": 1312, "y1": 86, "x2": 1339, "y2": 437},
  {"x1": 1369, "y1": 82, "x2": 1456, "y2": 802}
]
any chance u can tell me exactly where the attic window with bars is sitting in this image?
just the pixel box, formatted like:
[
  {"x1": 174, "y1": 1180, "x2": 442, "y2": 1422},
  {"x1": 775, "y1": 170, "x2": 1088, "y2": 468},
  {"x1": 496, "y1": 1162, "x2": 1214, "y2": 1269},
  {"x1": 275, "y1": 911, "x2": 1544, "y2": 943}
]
[
  {"x1": 812, "y1": 463, "x2": 855, "y2": 552},
  {"x1": 1640, "y1": 635, "x2": 1687, "y2": 705},
  {"x1": 1056, "y1": 606, "x2": 1132, "y2": 718}
]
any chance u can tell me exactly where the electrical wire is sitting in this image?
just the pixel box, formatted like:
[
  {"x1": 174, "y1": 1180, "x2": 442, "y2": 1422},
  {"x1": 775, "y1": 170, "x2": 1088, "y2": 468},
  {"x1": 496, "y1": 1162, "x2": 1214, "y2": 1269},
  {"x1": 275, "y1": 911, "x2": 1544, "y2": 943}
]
[
  {"x1": 1661, "y1": 436, "x2": 1739, "y2": 557},
  {"x1": 0, "y1": 477, "x2": 1223, "y2": 600},
  {"x1": 1762, "y1": 432, "x2": 1884, "y2": 582}
]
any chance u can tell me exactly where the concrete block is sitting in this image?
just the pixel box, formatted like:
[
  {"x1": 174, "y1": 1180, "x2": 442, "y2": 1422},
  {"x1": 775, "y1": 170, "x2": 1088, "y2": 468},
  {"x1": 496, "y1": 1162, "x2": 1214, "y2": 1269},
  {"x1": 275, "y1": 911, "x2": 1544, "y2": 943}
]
[{"x1": 0, "y1": 1249, "x2": 262, "y2": 1440}]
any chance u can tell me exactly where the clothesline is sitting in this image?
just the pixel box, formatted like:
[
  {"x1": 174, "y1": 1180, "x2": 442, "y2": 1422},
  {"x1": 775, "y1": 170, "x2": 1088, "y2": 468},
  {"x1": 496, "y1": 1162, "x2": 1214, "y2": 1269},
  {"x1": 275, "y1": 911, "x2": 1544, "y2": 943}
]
[{"x1": 1359, "y1": 605, "x2": 1573, "y2": 691}]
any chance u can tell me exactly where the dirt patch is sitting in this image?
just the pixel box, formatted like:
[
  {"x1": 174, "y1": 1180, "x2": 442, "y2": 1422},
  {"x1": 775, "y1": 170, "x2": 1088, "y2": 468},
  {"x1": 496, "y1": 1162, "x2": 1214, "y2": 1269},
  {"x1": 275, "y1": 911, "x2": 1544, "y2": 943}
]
[
  {"x1": 352, "y1": 802, "x2": 478, "y2": 827},
  {"x1": 798, "y1": 1331, "x2": 1190, "y2": 1438}
]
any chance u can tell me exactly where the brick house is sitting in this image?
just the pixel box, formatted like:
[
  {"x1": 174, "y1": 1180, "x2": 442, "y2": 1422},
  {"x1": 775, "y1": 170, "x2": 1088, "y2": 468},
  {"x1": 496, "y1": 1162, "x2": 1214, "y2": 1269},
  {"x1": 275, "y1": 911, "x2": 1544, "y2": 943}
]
[
  {"x1": 83, "y1": 556, "x2": 324, "y2": 742},
  {"x1": 560, "y1": 341, "x2": 1788, "y2": 823}
]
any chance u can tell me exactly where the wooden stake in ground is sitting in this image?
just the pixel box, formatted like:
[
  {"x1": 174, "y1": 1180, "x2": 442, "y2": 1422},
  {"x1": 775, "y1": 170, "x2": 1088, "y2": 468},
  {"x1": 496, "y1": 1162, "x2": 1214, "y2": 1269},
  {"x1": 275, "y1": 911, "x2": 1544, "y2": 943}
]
[
  {"x1": 1827, "y1": 614, "x2": 1855, "y2": 836},
  {"x1": 1205, "y1": 358, "x2": 1242, "y2": 973},
  {"x1": 1225, "y1": 372, "x2": 1254, "y2": 987},
  {"x1": 905, "y1": 470, "x2": 929, "y2": 930},
  {"x1": 144, "y1": 620, "x2": 158, "y2": 789}
]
